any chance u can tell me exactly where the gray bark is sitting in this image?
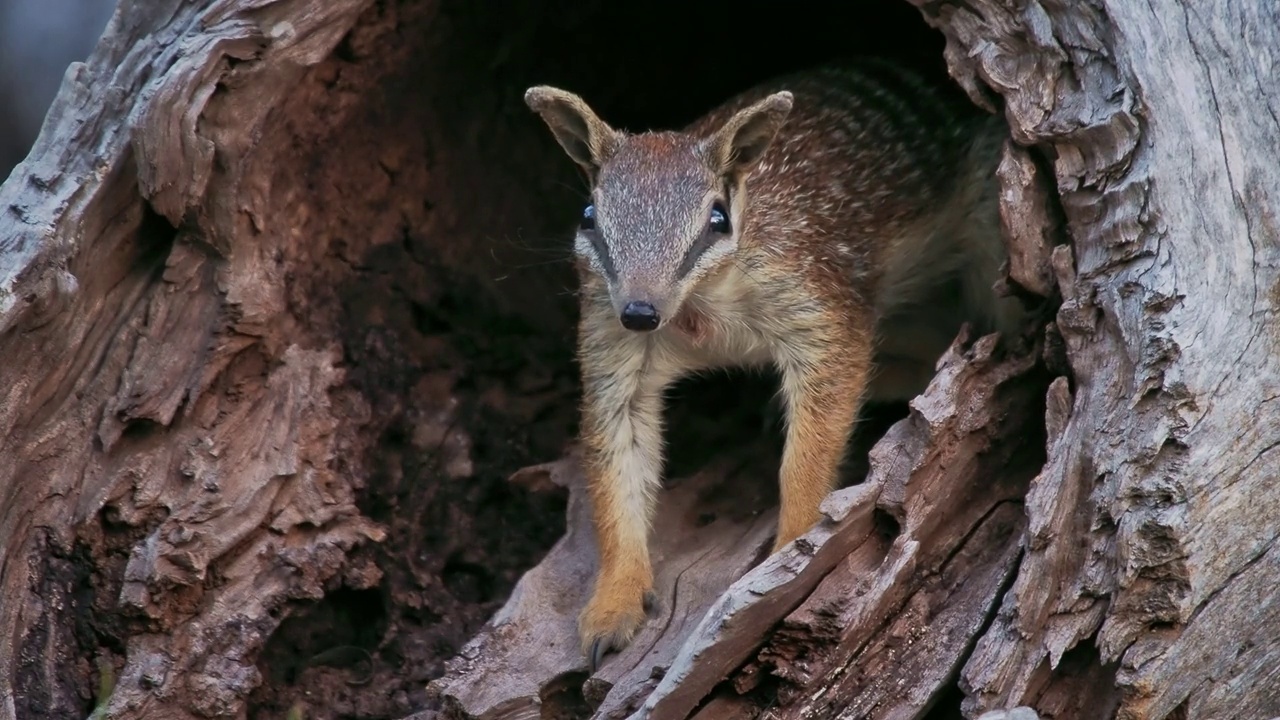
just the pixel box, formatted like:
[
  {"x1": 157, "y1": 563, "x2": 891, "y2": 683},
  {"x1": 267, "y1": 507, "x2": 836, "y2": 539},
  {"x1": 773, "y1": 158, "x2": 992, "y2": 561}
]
[
  {"x1": 0, "y1": 0, "x2": 115, "y2": 177},
  {"x1": 923, "y1": 1, "x2": 1280, "y2": 718}
]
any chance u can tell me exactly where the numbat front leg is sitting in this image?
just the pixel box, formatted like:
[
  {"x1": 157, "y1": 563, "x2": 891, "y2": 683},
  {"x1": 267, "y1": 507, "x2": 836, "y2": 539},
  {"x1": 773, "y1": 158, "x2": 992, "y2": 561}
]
[
  {"x1": 772, "y1": 316, "x2": 872, "y2": 553},
  {"x1": 575, "y1": 309, "x2": 672, "y2": 671}
]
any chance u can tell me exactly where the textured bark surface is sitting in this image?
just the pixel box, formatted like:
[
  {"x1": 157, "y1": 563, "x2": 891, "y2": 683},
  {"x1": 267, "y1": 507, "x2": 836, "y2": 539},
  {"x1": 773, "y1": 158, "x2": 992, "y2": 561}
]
[
  {"x1": 0, "y1": 1, "x2": 587, "y2": 718},
  {"x1": 433, "y1": 323, "x2": 1050, "y2": 720},
  {"x1": 1, "y1": 0, "x2": 1275, "y2": 719},
  {"x1": 916, "y1": 1, "x2": 1280, "y2": 718}
]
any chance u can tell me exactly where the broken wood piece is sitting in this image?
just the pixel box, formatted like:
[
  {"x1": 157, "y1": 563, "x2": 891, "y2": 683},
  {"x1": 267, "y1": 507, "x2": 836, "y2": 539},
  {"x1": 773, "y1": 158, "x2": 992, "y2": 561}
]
[
  {"x1": 778, "y1": 502, "x2": 1025, "y2": 719},
  {"x1": 748, "y1": 332, "x2": 1045, "y2": 718},
  {"x1": 428, "y1": 449, "x2": 783, "y2": 720},
  {"x1": 634, "y1": 483, "x2": 884, "y2": 720},
  {"x1": 631, "y1": 331, "x2": 1046, "y2": 720},
  {"x1": 996, "y1": 140, "x2": 1061, "y2": 299}
]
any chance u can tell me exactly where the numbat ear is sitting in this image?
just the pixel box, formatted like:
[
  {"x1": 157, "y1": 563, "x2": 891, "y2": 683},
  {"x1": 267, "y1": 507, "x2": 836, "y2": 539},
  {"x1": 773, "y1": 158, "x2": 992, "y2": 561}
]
[
  {"x1": 705, "y1": 91, "x2": 794, "y2": 178},
  {"x1": 524, "y1": 86, "x2": 622, "y2": 177}
]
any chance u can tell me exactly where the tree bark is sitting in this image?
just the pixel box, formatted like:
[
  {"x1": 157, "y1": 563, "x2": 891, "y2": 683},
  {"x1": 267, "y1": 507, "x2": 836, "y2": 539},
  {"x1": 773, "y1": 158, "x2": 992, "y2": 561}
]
[
  {"x1": 1, "y1": 1, "x2": 1276, "y2": 720},
  {"x1": 1, "y1": 1, "x2": 584, "y2": 718}
]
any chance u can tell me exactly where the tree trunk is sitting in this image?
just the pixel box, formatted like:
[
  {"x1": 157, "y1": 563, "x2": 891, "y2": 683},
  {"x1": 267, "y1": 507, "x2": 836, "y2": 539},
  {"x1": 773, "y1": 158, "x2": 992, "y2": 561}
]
[{"x1": 1, "y1": 1, "x2": 1275, "y2": 720}]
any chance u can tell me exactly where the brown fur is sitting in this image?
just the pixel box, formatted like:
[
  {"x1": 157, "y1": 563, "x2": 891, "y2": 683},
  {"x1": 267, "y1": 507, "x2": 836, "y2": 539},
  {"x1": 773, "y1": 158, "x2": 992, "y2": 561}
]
[{"x1": 524, "y1": 59, "x2": 1023, "y2": 669}]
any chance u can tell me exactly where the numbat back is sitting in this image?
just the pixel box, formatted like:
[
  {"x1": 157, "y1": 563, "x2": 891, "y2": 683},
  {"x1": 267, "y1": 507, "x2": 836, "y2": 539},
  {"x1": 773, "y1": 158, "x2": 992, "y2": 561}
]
[{"x1": 524, "y1": 59, "x2": 1024, "y2": 671}]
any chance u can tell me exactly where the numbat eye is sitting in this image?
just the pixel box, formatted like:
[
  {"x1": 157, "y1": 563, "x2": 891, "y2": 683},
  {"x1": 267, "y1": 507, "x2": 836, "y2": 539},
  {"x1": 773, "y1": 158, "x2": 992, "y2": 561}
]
[
  {"x1": 580, "y1": 203, "x2": 596, "y2": 231},
  {"x1": 709, "y1": 203, "x2": 731, "y2": 234}
]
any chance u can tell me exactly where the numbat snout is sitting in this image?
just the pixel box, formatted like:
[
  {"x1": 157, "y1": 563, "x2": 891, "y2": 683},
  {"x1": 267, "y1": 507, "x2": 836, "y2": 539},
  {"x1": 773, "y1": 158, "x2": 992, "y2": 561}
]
[{"x1": 524, "y1": 59, "x2": 1024, "y2": 672}]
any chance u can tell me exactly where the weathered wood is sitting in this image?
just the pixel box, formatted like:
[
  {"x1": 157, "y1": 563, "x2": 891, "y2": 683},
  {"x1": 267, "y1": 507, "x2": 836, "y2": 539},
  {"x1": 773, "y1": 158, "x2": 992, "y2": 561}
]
[
  {"x1": 639, "y1": 332, "x2": 1046, "y2": 720},
  {"x1": 996, "y1": 141, "x2": 1060, "y2": 299},
  {"x1": 634, "y1": 483, "x2": 885, "y2": 720},
  {"x1": 778, "y1": 503, "x2": 1022, "y2": 720},
  {"x1": 433, "y1": 326, "x2": 1049, "y2": 720},
  {"x1": 909, "y1": 0, "x2": 1280, "y2": 717},
  {"x1": 3, "y1": 0, "x2": 604, "y2": 714},
  {"x1": 0, "y1": 1, "x2": 388, "y2": 718},
  {"x1": 763, "y1": 356, "x2": 1043, "y2": 718},
  {"x1": 428, "y1": 449, "x2": 782, "y2": 720}
]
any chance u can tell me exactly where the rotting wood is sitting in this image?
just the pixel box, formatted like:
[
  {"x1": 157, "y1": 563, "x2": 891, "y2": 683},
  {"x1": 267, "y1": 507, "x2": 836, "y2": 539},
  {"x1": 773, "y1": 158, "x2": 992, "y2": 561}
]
[
  {"x1": 3, "y1": 0, "x2": 605, "y2": 714},
  {"x1": 789, "y1": 502, "x2": 1025, "y2": 720},
  {"x1": 1, "y1": 2, "x2": 384, "y2": 717},
  {"x1": 996, "y1": 140, "x2": 1060, "y2": 300},
  {"x1": 627, "y1": 483, "x2": 884, "y2": 720},
  {"x1": 763, "y1": 346, "x2": 1045, "y2": 720},
  {"x1": 635, "y1": 332, "x2": 1047, "y2": 720},
  {"x1": 428, "y1": 447, "x2": 786, "y2": 720}
]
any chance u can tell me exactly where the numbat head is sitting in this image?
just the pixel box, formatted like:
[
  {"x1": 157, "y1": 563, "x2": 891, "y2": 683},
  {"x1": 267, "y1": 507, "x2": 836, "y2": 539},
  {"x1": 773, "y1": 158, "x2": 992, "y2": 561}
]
[{"x1": 525, "y1": 85, "x2": 794, "y2": 332}]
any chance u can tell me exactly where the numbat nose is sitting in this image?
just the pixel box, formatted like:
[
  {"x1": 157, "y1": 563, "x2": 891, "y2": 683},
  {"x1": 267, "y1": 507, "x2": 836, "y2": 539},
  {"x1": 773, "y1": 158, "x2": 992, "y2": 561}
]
[{"x1": 619, "y1": 301, "x2": 660, "y2": 332}]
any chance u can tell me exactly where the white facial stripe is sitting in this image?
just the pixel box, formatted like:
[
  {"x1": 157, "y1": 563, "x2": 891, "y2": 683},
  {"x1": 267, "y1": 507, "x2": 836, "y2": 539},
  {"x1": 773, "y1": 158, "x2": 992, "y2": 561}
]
[
  {"x1": 728, "y1": 181, "x2": 748, "y2": 235},
  {"x1": 689, "y1": 237, "x2": 738, "y2": 279},
  {"x1": 575, "y1": 232, "x2": 608, "y2": 276}
]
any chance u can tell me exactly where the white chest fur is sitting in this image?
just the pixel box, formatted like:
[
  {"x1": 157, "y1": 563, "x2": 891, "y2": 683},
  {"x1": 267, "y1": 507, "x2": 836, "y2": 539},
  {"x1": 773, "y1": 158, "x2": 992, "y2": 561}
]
[{"x1": 649, "y1": 267, "x2": 780, "y2": 377}]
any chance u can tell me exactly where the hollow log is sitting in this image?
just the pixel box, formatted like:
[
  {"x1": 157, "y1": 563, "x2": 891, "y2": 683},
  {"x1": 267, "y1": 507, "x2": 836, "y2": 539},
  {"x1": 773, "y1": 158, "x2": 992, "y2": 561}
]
[{"x1": 1, "y1": 1, "x2": 1277, "y2": 720}]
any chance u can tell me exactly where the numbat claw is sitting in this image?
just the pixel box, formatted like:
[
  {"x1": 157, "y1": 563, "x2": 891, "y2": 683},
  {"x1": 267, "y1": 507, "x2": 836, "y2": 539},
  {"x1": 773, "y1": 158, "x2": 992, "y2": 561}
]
[
  {"x1": 588, "y1": 638, "x2": 607, "y2": 674},
  {"x1": 578, "y1": 589, "x2": 650, "y2": 672},
  {"x1": 642, "y1": 590, "x2": 658, "y2": 616},
  {"x1": 582, "y1": 621, "x2": 638, "y2": 673}
]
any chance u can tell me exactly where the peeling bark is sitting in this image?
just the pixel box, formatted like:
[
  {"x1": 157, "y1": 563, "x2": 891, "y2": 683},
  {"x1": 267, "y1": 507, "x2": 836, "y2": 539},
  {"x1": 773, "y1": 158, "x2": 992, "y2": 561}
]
[
  {"x1": 2, "y1": 1, "x2": 584, "y2": 718},
  {"x1": 917, "y1": 1, "x2": 1280, "y2": 718}
]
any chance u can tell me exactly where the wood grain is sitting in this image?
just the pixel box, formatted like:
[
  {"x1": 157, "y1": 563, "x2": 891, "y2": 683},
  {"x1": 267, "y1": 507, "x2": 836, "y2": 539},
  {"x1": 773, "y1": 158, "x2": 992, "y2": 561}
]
[
  {"x1": 433, "y1": 326, "x2": 1049, "y2": 720},
  {"x1": 910, "y1": 0, "x2": 1280, "y2": 717}
]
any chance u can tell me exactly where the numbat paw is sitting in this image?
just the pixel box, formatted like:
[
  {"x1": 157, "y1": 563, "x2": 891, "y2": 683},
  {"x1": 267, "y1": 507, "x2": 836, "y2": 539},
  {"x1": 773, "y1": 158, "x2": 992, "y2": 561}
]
[
  {"x1": 770, "y1": 530, "x2": 797, "y2": 555},
  {"x1": 771, "y1": 524, "x2": 812, "y2": 555},
  {"x1": 579, "y1": 589, "x2": 658, "y2": 673}
]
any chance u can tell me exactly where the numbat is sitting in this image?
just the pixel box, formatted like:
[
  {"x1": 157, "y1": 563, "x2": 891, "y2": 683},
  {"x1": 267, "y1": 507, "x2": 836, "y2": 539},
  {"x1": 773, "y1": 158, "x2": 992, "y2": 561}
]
[{"x1": 524, "y1": 59, "x2": 1023, "y2": 671}]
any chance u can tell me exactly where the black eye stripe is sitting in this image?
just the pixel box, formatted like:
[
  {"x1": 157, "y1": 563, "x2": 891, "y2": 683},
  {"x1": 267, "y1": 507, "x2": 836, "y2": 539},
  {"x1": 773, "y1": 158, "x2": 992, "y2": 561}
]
[
  {"x1": 675, "y1": 200, "x2": 733, "y2": 279},
  {"x1": 590, "y1": 232, "x2": 617, "y2": 279},
  {"x1": 577, "y1": 203, "x2": 617, "y2": 279},
  {"x1": 676, "y1": 230, "x2": 717, "y2": 280}
]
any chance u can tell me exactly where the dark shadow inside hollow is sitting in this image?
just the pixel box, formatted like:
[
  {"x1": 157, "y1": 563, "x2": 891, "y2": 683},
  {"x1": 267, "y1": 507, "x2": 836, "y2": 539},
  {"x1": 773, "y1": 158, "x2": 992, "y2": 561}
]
[{"x1": 246, "y1": 0, "x2": 984, "y2": 717}]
